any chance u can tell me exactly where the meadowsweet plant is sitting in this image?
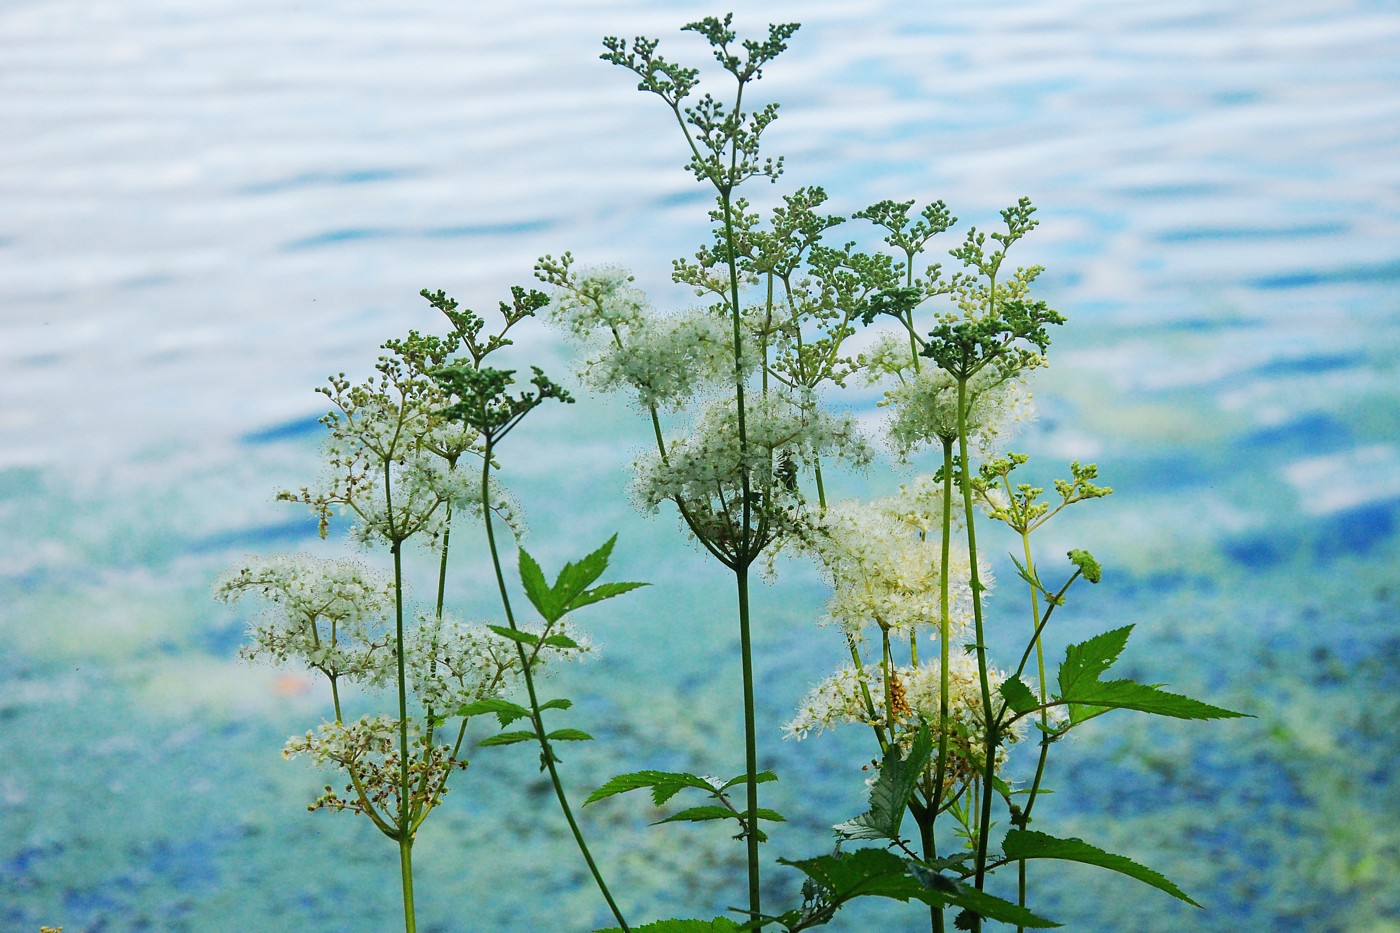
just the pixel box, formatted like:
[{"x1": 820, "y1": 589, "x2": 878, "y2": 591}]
[
  {"x1": 218, "y1": 287, "x2": 643, "y2": 933},
  {"x1": 222, "y1": 13, "x2": 1246, "y2": 933},
  {"x1": 534, "y1": 14, "x2": 1247, "y2": 932}
]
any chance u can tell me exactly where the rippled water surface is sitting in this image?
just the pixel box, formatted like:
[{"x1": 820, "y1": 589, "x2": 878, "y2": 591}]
[{"x1": 2, "y1": 1, "x2": 1398, "y2": 931}]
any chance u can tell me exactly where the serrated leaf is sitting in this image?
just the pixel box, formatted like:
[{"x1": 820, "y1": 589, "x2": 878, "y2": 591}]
[
  {"x1": 594, "y1": 918, "x2": 742, "y2": 933},
  {"x1": 476, "y1": 730, "x2": 538, "y2": 747},
  {"x1": 719, "y1": 770, "x2": 779, "y2": 792},
  {"x1": 1058, "y1": 626, "x2": 1132, "y2": 698},
  {"x1": 584, "y1": 770, "x2": 715, "y2": 807},
  {"x1": 654, "y1": 805, "x2": 735, "y2": 825},
  {"x1": 835, "y1": 724, "x2": 933, "y2": 841},
  {"x1": 456, "y1": 697, "x2": 531, "y2": 727},
  {"x1": 908, "y1": 863, "x2": 1060, "y2": 927},
  {"x1": 1061, "y1": 679, "x2": 1248, "y2": 724},
  {"x1": 778, "y1": 849, "x2": 1057, "y2": 927},
  {"x1": 999, "y1": 676, "x2": 1039, "y2": 715},
  {"x1": 542, "y1": 633, "x2": 581, "y2": 649},
  {"x1": 1003, "y1": 829, "x2": 1201, "y2": 907},
  {"x1": 517, "y1": 547, "x2": 559, "y2": 621},
  {"x1": 564, "y1": 580, "x2": 649, "y2": 614},
  {"x1": 551, "y1": 534, "x2": 619, "y2": 609},
  {"x1": 1010, "y1": 553, "x2": 1045, "y2": 593},
  {"x1": 545, "y1": 728, "x2": 593, "y2": 742},
  {"x1": 487, "y1": 624, "x2": 539, "y2": 646},
  {"x1": 538, "y1": 697, "x2": 573, "y2": 712}
]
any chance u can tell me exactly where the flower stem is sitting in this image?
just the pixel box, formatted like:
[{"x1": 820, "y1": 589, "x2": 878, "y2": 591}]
[
  {"x1": 479, "y1": 446, "x2": 631, "y2": 932},
  {"x1": 399, "y1": 837, "x2": 417, "y2": 933},
  {"x1": 956, "y1": 377, "x2": 998, "y2": 931}
]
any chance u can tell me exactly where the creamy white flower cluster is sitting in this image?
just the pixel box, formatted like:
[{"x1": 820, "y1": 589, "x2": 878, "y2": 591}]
[
  {"x1": 785, "y1": 654, "x2": 1025, "y2": 788},
  {"x1": 583, "y1": 307, "x2": 738, "y2": 410},
  {"x1": 798, "y1": 480, "x2": 986, "y2": 638},
  {"x1": 548, "y1": 265, "x2": 650, "y2": 339},
  {"x1": 283, "y1": 715, "x2": 465, "y2": 817},
  {"x1": 862, "y1": 334, "x2": 1035, "y2": 458},
  {"x1": 634, "y1": 393, "x2": 872, "y2": 515},
  {"x1": 217, "y1": 555, "x2": 398, "y2": 686}
]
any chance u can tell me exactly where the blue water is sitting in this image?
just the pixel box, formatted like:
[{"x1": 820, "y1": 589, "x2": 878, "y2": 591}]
[{"x1": 2, "y1": 1, "x2": 1399, "y2": 931}]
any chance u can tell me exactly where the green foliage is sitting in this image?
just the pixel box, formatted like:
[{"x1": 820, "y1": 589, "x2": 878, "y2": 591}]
[
  {"x1": 519, "y1": 535, "x2": 648, "y2": 625},
  {"x1": 834, "y1": 724, "x2": 932, "y2": 841},
  {"x1": 456, "y1": 697, "x2": 532, "y2": 727},
  {"x1": 1002, "y1": 829, "x2": 1201, "y2": 907},
  {"x1": 776, "y1": 849, "x2": 1058, "y2": 929},
  {"x1": 585, "y1": 770, "x2": 782, "y2": 841},
  {"x1": 998, "y1": 676, "x2": 1040, "y2": 716},
  {"x1": 1056, "y1": 627, "x2": 1250, "y2": 725}
]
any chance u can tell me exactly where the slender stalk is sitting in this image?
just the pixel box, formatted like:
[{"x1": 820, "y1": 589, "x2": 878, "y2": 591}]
[
  {"x1": 735, "y1": 563, "x2": 762, "y2": 918},
  {"x1": 1015, "y1": 527, "x2": 1044, "y2": 931},
  {"x1": 956, "y1": 377, "x2": 998, "y2": 931},
  {"x1": 931, "y1": 438, "x2": 955, "y2": 817},
  {"x1": 479, "y1": 446, "x2": 631, "y2": 933},
  {"x1": 399, "y1": 837, "x2": 417, "y2": 933},
  {"x1": 384, "y1": 460, "x2": 417, "y2": 933}
]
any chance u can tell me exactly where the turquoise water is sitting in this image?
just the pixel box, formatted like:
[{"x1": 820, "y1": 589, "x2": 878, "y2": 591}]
[{"x1": 2, "y1": 1, "x2": 1398, "y2": 930}]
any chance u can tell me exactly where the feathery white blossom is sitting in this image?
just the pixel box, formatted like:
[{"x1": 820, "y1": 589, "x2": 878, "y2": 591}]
[
  {"x1": 217, "y1": 555, "x2": 397, "y2": 686},
  {"x1": 799, "y1": 480, "x2": 986, "y2": 638},
  {"x1": 785, "y1": 654, "x2": 1026, "y2": 790}
]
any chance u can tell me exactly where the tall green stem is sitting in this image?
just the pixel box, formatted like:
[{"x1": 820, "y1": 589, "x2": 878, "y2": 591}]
[
  {"x1": 479, "y1": 447, "x2": 631, "y2": 932},
  {"x1": 384, "y1": 460, "x2": 417, "y2": 933},
  {"x1": 399, "y1": 837, "x2": 417, "y2": 933},
  {"x1": 955, "y1": 377, "x2": 998, "y2": 931},
  {"x1": 721, "y1": 163, "x2": 763, "y2": 919}
]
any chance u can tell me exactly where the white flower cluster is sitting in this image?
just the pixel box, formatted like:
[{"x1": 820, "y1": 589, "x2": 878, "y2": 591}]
[
  {"x1": 548, "y1": 265, "x2": 650, "y2": 339},
  {"x1": 634, "y1": 393, "x2": 872, "y2": 516},
  {"x1": 403, "y1": 612, "x2": 522, "y2": 715},
  {"x1": 799, "y1": 482, "x2": 986, "y2": 638},
  {"x1": 884, "y1": 366, "x2": 1033, "y2": 458},
  {"x1": 217, "y1": 555, "x2": 397, "y2": 686},
  {"x1": 785, "y1": 653, "x2": 1026, "y2": 789},
  {"x1": 341, "y1": 447, "x2": 478, "y2": 550},
  {"x1": 283, "y1": 715, "x2": 465, "y2": 819},
  {"x1": 582, "y1": 306, "x2": 739, "y2": 410}
]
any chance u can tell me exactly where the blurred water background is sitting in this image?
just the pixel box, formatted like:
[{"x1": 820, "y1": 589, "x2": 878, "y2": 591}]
[{"x1": 2, "y1": 0, "x2": 1398, "y2": 930}]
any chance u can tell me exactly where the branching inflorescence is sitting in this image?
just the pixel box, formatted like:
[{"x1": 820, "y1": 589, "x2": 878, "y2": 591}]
[{"x1": 222, "y1": 12, "x2": 1246, "y2": 933}]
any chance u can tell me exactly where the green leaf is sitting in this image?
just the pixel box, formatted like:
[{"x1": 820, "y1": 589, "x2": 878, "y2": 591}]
[
  {"x1": 1056, "y1": 626, "x2": 1248, "y2": 725},
  {"x1": 834, "y1": 723, "x2": 933, "y2": 841},
  {"x1": 1061, "y1": 679, "x2": 1249, "y2": 724},
  {"x1": 999, "y1": 676, "x2": 1039, "y2": 715},
  {"x1": 487, "y1": 624, "x2": 539, "y2": 646},
  {"x1": 545, "y1": 728, "x2": 593, "y2": 742},
  {"x1": 517, "y1": 547, "x2": 558, "y2": 621},
  {"x1": 520, "y1": 535, "x2": 648, "y2": 624},
  {"x1": 1058, "y1": 626, "x2": 1132, "y2": 697},
  {"x1": 719, "y1": 770, "x2": 779, "y2": 792},
  {"x1": 584, "y1": 770, "x2": 715, "y2": 807},
  {"x1": 908, "y1": 863, "x2": 1061, "y2": 928},
  {"x1": 778, "y1": 849, "x2": 1057, "y2": 927},
  {"x1": 541, "y1": 633, "x2": 581, "y2": 649},
  {"x1": 1009, "y1": 553, "x2": 1046, "y2": 593},
  {"x1": 1003, "y1": 829, "x2": 1201, "y2": 907},
  {"x1": 564, "y1": 580, "x2": 649, "y2": 614},
  {"x1": 654, "y1": 805, "x2": 736, "y2": 825},
  {"x1": 594, "y1": 919, "x2": 742, "y2": 933},
  {"x1": 552, "y1": 534, "x2": 619, "y2": 609},
  {"x1": 476, "y1": 730, "x2": 538, "y2": 747},
  {"x1": 538, "y1": 697, "x2": 573, "y2": 713},
  {"x1": 456, "y1": 697, "x2": 531, "y2": 726}
]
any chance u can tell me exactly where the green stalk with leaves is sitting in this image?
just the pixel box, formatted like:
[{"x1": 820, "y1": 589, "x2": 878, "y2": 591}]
[
  {"x1": 219, "y1": 287, "x2": 643, "y2": 933},
  {"x1": 222, "y1": 12, "x2": 1249, "y2": 932}
]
